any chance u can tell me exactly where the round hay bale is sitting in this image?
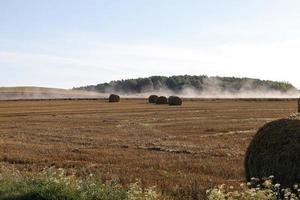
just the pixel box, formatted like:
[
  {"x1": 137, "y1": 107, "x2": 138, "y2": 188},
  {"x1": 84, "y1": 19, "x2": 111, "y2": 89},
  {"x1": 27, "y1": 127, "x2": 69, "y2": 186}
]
[
  {"x1": 156, "y1": 96, "x2": 168, "y2": 104},
  {"x1": 148, "y1": 95, "x2": 158, "y2": 104},
  {"x1": 168, "y1": 96, "x2": 182, "y2": 106},
  {"x1": 108, "y1": 94, "x2": 120, "y2": 102},
  {"x1": 244, "y1": 119, "x2": 300, "y2": 187}
]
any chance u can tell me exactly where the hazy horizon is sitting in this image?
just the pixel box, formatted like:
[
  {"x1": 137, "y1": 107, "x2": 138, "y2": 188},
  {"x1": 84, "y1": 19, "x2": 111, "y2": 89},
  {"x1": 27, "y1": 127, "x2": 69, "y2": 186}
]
[
  {"x1": 0, "y1": 74, "x2": 298, "y2": 91},
  {"x1": 1, "y1": 0, "x2": 300, "y2": 88}
]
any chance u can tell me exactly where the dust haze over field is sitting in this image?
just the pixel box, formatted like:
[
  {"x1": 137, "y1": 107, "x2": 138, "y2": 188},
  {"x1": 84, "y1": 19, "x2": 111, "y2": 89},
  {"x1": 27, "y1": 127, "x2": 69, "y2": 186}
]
[
  {"x1": 108, "y1": 78, "x2": 300, "y2": 99},
  {"x1": 124, "y1": 87, "x2": 300, "y2": 99},
  {"x1": 1, "y1": 87, "x2": 299, "y2": 101},
  {"x1": 1, "y1": 77, "x2": 299, "y2": 100},
  {"x1": 0, "y1": 87, "x2": 106, "y2": 100},
  {"x1": 187, "y1": 88, "x2": 299, "y2": 99}
]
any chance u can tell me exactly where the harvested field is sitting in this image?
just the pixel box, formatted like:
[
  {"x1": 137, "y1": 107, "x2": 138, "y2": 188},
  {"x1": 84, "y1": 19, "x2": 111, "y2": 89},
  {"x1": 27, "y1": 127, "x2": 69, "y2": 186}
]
[
  {"x1": 0, "y1": 87, "x2": 105, "y2": 100},
  {"x1": 0, "y1": 99, "x2": 297, "y2": 198}
]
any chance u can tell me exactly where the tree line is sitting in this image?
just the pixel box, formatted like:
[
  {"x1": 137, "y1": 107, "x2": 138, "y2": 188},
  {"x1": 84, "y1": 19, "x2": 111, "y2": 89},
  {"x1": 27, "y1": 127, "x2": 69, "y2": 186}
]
[{"x1": 75, "y1": 75, "x2": 296, "y2": 94}]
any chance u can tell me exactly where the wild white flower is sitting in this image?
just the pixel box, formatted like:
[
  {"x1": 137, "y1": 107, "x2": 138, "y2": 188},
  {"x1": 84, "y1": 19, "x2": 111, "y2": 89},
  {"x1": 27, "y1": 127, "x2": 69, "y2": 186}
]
[
  {"x1": 263, "y1": 180, "x2": 272, "y2": 188},
  {"x1": 284, "y1": 191, "x2": 291, "y2": 197}
]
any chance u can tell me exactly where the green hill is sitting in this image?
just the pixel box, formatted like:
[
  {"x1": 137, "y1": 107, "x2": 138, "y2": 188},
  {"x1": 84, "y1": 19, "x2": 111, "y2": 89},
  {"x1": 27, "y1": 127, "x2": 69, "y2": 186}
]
[{"x1": 75, "y1": 75, "x2": 297, "y2": 94}]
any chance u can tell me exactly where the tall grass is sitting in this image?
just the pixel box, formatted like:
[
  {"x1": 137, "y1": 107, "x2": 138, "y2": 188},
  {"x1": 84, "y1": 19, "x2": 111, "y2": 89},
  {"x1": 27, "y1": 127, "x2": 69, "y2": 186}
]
[
  {"x1": 0, "y1": 166, "x2": 161, "y2": 200},
  {"x1": 3, "y1": 165, "x2": 299, "y2": 200}
]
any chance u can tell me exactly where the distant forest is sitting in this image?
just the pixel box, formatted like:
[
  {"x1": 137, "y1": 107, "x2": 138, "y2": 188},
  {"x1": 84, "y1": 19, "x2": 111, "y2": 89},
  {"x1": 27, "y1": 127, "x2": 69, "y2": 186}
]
[{"x1": 75, "y1": 75, "x2": 296, "y2": 94}]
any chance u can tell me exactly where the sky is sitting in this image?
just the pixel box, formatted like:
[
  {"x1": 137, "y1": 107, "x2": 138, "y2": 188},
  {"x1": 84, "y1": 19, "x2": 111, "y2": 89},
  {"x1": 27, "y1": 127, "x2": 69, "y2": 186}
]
[{"x1": 0, "y1": 0, "x2": 300, "y2": 89}]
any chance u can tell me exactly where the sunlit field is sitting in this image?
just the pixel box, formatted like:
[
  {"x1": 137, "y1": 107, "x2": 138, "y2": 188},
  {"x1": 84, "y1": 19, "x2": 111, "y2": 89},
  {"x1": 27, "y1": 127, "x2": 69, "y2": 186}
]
[{"x1": 0, "y1": 99, "x2": 297, "y2": 198}]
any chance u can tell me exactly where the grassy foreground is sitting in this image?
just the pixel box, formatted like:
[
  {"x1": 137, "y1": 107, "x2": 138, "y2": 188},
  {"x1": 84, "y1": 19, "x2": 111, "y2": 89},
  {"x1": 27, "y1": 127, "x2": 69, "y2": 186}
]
[
  {"x1": 0, "y1": 166, "x2": 161, "y2": 200},
  {"x1": 1, "y1": 165, "x2": 299, "y2": 200}
]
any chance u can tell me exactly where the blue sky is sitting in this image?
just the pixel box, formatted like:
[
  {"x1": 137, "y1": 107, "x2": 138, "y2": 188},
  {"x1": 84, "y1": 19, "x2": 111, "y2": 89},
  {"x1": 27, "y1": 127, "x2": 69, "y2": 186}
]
[{"x1": 1, "y1": 0, "x2": 300, "y2": 88}]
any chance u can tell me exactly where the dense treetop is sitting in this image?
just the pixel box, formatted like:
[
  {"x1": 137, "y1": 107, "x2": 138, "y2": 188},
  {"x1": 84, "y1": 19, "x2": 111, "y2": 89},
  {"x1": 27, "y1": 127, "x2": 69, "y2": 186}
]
[{"x1": 75, "y1": 75, "x2": 296, "y2": 94}]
